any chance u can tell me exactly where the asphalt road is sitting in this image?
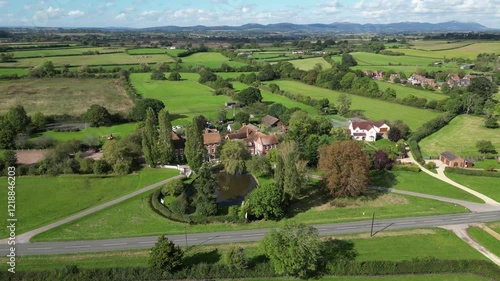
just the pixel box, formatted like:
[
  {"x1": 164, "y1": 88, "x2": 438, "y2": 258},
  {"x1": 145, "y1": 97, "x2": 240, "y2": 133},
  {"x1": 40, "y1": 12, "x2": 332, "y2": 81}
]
[{"x1": 2, "y1": 211, "x2": 499, "y2": 256}]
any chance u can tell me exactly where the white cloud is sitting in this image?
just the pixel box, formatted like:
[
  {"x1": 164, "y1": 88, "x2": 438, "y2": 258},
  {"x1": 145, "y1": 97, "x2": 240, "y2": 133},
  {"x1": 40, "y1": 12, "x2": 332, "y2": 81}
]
[
  {"x1": 172, "y1": 8, "x2": 217, "y2": 22},
  {"x1": 68, "y1": 10, "x2": 84, "y2": 17},
  {"x1": 115, "y1": 12, "x2": 126, "y2": 20},
  {"x1": 0, "y1": 1, "x2": 7, "y2": 8},
  {"x1": 313, "y1": 0, "x2": 342, "y2": 15},
  {"x1": 43, "y1": 6, "x2": 65, "y2": 18},
  {"x1": 141, "y1": 10, "x2": 160, "y2": 17}
]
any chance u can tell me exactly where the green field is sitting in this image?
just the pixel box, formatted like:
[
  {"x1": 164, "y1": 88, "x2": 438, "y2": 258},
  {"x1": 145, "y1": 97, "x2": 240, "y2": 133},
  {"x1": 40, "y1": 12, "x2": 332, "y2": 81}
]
[
  {"x1": 37, "y1": 122, "x2": 138, "y2": 141},
  {"x1": 126, "y1": 48, "x2": 167, "y2": 55},
  {"x1": 0, "y1": 168, "x2": 179, "y2": 238},
  {"x1": 372, "y1": 171, "x2": 484, "y2": 203},
  {"x1": 288, "y1": 57, "x2": 331, "y2": 71},
  {"x1": 352, "y1": 65, "x2": 453, "y2": 76},
  {"x1": 267, "y1": 80, "x2": 440, "y2": 129},
  {"x1": 351, "y1": 52, "x2": 437, "y2": 66},
  {"x1": 253, "y1": 275, "x2": 491, "y2": 281},
  {"x1": 445, "y1": 173, "x2": 500, "y2": 202},
  {"x1": 215, "y1": 72, "x2": 255, "y2": 79},
  {"x1": 487, "y1": 221, "x2": 500, "y2": 234},
  {"x1": 33, "y1": 178, "x2": 466, "y2": 241},
  {"x1": 0, "y1": 53, "x2": 174, "y2": 67},
  {"x1": 374, "y1": 80, "x2": 447, "y2": 101},
  {"x1": 12, "y1": 47, "x2": 124, "y2": 58},
  {"x1": 410, "y1": 40, "x2": 476, "y2": 51},
  {"x1": 130, "y1": 72, "x2": 230, "y2": 124},
  {"x1": 398, "y1": 42, "x2": 500, "y2": 60},
  {"x1": 473, "y1": 159, "x2": 500, "y2": 169},
  {"x1": 467, "y1": 227, "x2": 500, "y2": 258},
  {"x1": 0, "y1": 68, "x2": 29, "y2": 76},
  {"x1": 0, "y1": 78, "x2": 134, "y2": 115},
  {"x1": 180, "y1": 52, "x2": 247, "y2": 68},
  {"x1": 419, "y1": 115, "x2": 500, "y2": 157},
  {"x1": 232, "y1": 81, "x2": 318, "y2": 115}
]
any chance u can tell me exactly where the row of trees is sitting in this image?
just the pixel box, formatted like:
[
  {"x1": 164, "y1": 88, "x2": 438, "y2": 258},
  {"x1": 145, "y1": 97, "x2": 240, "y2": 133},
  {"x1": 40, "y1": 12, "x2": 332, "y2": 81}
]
[
  {"x1": 0, "y1": 105, "x2": 46, "y2": 149},
  {"x1": 141, "y1": 108, "x2": 177, "y2": 166}
]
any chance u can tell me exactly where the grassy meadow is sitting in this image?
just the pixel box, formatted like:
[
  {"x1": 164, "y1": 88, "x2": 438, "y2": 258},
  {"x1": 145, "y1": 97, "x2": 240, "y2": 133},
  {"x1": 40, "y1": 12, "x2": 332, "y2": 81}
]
[
  {"x1": 445, "y1": 173, "x2": 500, "y2": 202},
  {"x1": 374, "y1": 80, "x2": 447, "y2": 101},
  {"x1": 409, "y1": 40, "x2": 476, "y2": 51},
  {"x1": 180, "y1": 52, "x2": 247, "y2": 68},
  {"x1": 126, "y1": 48, "x2": 168, "y2": 55},
  {"x1": 398, "y1": 42, "x2": 500, "y2": 60},
  {"x1": 0, "y1": 168, "x2": 179, "y2": 238},
  {"x1": 288, "y1": 57, "x2": 331, "y2": 70},
  {"x1": 0, "y1": 68, "x2": 29, "y2": 76},
  {"x1": 130, "y1": 72, "x2": 231, "y2": 124},
  {"x1": 352, "y1": 65, "x2": 449, "y2": 76},
  {"x1": 0, "y1": 78, "x2": 134, "y2": 115},
  {"x1": 12, "y1": 47, "x2": 124, "y2": 58},
  {"x1": 351, "y1": 52, "x2": 437, "y2": 66},
  {"x1": 467, "y1": 227, "x2": 500, "y2": 258},
  {"x1": 266, "y1": 80, "x2": 440, "y2": 129},
  {"x1": 419, "y1": 115, "x2": 500, "y2": 157},
  {"x1": 1, "y1": 53, "x2": 174, "y2": 67},
  {"x1": 36, "y1": 123, "x2": 138, "y2": 141},
  {"x1": 371, "y1": 171, "x2": 484, "y2": 203}
]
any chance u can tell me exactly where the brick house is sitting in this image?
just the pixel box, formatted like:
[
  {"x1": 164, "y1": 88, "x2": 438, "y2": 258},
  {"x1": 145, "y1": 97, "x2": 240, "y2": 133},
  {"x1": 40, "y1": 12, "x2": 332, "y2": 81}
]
[
  {"x1": 439, "y1": 151, "x2": 465, "y2": 168},
  {"x1": 203, "y1": 131, "x2": 222, "y2": 160},
  {"x1": 225, "y1": 124, "x2": 279, "y2": 155},
  {"x1": 171, "y1": 131, "x2": 186, "y2": 162},
  {"x1": 348, "y1": 120, "x2": 390, "y2": 142}
]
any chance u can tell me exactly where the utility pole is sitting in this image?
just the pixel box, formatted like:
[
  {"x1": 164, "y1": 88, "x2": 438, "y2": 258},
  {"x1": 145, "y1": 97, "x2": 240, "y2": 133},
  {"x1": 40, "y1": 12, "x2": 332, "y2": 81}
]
[{"x1": 184, "y1": 226, "x2": 188, "y2": 248}]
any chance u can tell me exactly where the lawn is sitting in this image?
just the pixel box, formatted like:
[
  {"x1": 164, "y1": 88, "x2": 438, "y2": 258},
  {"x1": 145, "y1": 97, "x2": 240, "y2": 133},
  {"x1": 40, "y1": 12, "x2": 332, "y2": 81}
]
[
  {"x1": 180, "y1": 52, "x2": 247, "y2": 68},
  {"x1": 352, "y1": 65, "x2": 455, "y2": 77},
  {"x1": 0, "y1": 53, "x2": 174, "y2": 67},
  {"x1": 473, "y1": 159, "x2": 500, "y2": 169},
  {"x1": 267, "y1": 80, "x2": 440, "y2": 130},
  {"x1": 232, "y1": 81, "x2": 318, "y2": 116},
  {"x1": 130, "y1": 72, "x2": 231, "y2": 124},
  {"x1": 126, "y1": 48, "x2": 167, "y2": 55},
  {"x1": 12, "y1": 47, "x2": 124, "y2": 58},
  {"x1": 445, "y1": 173, "x2": 500, "y2": 202},
  {"x1": 351, "y1": 52, "x2": 436, "y2": 66},
  {"x1": 373, "y1": 80, "x2": 447, "y2": 101},
  {"x1": 33, "y1": 180, "x2": 466, "y2": 242},
  {"x1": 0, "y1": 78, "x2": 134, "y2": 115},
  {"x1": 0, "y1": 168, "x2": 179, "y2": 238},
  {"x1": 371, "y1": 170, "x2": 484, "y2": 203},
  {"x1": 486, "y1": 221, "x2": 500, "y2": 234},
  {"x1": 467, "y1": 227, "x2": 500, "y2": 258},
  {"x1": 0, "y1": 68, "x2": 29, "y2": 76},
  {"x1": 419, "y1": 115, "x2": 500, "y2": 157},
  {"x1": 36, "y1": 122, "x2": 138, "y2": 141},
  {"x1": 288, "y1": 57, "x2": 331, "y2": 71},
  {"x1": 410, "y1": 40, "x2": 476, "y2": 51}
]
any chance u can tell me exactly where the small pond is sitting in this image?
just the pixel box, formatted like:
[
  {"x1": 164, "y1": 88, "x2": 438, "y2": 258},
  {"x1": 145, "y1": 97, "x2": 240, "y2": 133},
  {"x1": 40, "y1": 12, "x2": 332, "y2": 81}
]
[{"x1": 216, "y1": 172, "x2": 258, "y2": 205}]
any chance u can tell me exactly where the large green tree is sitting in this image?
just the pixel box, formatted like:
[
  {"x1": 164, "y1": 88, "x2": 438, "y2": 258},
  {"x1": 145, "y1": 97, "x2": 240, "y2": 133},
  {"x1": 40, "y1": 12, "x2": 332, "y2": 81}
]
[
  {"x1": 235, "y1": 87, "x2": 263, "y2": 105},
  {"x1": 103, "y1": 138, "x2": 142, "y2": 174},
  {"x1": 130, "y1": 98, "x2": 165, "y2": 121},
  {"x1": 149, "y1": 235, "x2": 184, "y2": 273},
  {"x1": 142, "y1": 108, "x2": 159, "y2": 166},
  {"x1": 150, "y1": 69, "x2": 166, "y2": 80},
  {"x1": 31, "y1": 112, "x2": 47, "y2": 132},
  {"x1": 184, "y1": 116, "x2": 206, "y2": 172},
  {"x1": 220, "y1": 141, "x2": 250, "y2": 175},
  {"x1": 157, "y1": 109, "x2": 175, "y2": 164},
  {"x1": 246, "y1": 183, "x2": 284, "y2": 220},
  {"x1": 193, "y1": 163, "x2": 218, "y2": 216},
  {"x1": 6, "y1": 105, "x2": 30, "y2": 133},
  {"x1": 85, "y1": 104, "x2": 111, "y2": 127},
  {"x1": 337, "y1": 94, "x2": 351, "y2": 116},
  {"x1": 261, "y1": 221, "x2": 323, "y2": 278},
  {"x1": 274, "y1": 141, "x2": 308, "y2": 203},
  {"x1": 318, "y1": 141, "x2": 369, "y2": 197}
]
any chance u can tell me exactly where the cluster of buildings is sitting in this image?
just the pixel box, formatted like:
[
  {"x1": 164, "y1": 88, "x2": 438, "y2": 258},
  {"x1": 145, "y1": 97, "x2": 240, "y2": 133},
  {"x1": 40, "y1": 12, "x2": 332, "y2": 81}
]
[{"x1": 347, "y1": 119, "x2": 390, "y2": 142}]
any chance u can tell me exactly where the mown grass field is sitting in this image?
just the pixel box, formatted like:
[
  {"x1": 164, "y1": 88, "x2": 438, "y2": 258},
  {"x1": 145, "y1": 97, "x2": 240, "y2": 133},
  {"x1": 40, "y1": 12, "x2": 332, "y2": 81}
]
[
  {"x1": 126, "y1": 48, "x2": 168, "y2": 55},
  {"x1": 409, "y1": 40, "x2": 476, "y2": 51},
  {"x1": 351, "y1": 52, "x2": 437, "y2": 66},
  {"x1": 1, "y1": 53, "x2": 174, "y2": 67},
  {"x1": 180, "y1": 52, "x2": 247, "y2": 68},
  {"x1": 267, "y1": 80, "x2": 440, "y2": 129},
  {"x1": 371, "y1": 171, "x2": 484, "y2": 203},
  {"x1": 288, "y1": 57, "x2": 331, "y2": 71},
  {"x1": 374, "y1": 80, "x2": 447, "y2": 101},
  {"x1": 12, "y1": 47, "x2": 124, "y2": 58},
  {"x1": 0, "y1": 78, "x2": 134, "y2": 115},
  {"x1": 473, "y1": 159, "x2": 500, "y2": 169},
  {"x1": 0, "y1": 169, "x2": 179, "y2": 238},
  {"x1": 0, "y1": 68, "x2": 29, "y2": 76},
  {"x1": 419, "y1": 115, "x2": 500, "y2": 157},
  {"x1": 33, "y1": 178, "x2": 466, "y2": 242},
  {"x1": 37, "y1": 123, "x2": 138, "y2": 141},
  {"x1": 7, "y1": 229, "x2": 488, "y2": 274},
  {"x1": 445, "y1": 173, "x2": 500, "y2": 202},
  {"x1": 131, "y1": 72, "x2": 231, "y2": 124},
  {"x1": 352, "y1": 65, "x2": 452, "y2": 76},
  {"x1": 398, "y1": 42, "x2": 500, "y2": 60},
  {"x1": 232, "y1": 81, "x2": 318, "y2": 116},
  {"x1": 467, "y1": 227, "x2": 500, "y2": 258}
]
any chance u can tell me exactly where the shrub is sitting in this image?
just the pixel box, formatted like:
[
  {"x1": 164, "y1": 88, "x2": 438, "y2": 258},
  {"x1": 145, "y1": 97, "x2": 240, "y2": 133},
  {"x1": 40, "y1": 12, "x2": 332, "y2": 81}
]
[
  {"x1": 424, "y1": 162, "x2": 436, "y2": 170},
  {"x1": 392, "y1": 164, "x2": 420, "y2": 172},
  {"x1": 168, "y1": 193, "x2": 188, "y2": 215},
  {"x1": 161, "y1": 179, "x2": 185, "y2": 196},
  {"x1": 445, "y1": 167, "x2": 500, "y2": 177},
  {"x1": 222, "y1": 245, "x2": 249, "y2": 269}
]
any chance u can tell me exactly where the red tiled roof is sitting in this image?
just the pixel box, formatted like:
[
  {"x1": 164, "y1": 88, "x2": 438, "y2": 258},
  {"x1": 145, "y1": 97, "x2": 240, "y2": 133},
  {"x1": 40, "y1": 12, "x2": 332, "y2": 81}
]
[
  {"x1": 351, "y1": 121, "x2": 374, "y2": 131},
  {"x1": 256, "y1": 134, "x2": 279, "y2": 145},
  {"x1": 203, "y1": 132, "x2": 221, "y2": 145},
  {"x1": 262, "y1": 115, "x2": 280, "y2": 126}
]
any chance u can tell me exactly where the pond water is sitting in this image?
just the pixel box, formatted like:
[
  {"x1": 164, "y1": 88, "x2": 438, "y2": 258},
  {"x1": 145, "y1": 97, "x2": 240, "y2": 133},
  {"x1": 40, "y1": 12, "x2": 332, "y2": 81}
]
[{"x1": 216, "y1": 172, "x2": 258, "y2": 205}]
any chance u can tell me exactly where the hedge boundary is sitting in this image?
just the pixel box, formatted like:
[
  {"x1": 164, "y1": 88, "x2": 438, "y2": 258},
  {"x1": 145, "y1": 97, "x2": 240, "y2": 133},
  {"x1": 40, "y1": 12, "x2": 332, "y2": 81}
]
[{"x1": 445, "y1": 167, "x2": 500, "y2": 178}]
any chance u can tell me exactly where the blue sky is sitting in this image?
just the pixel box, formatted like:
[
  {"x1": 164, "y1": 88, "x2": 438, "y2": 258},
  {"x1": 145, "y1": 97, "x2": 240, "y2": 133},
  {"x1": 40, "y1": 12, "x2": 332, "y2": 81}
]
[{"x1": 0, "y1": 0, "x2": 498, "y2": 28}]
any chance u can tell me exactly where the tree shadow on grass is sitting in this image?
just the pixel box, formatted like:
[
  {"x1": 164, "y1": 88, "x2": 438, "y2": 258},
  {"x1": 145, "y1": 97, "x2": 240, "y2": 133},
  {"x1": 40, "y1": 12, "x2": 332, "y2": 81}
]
[
  {"x1": 183, "y1": 249, "x2": 221, "y2": 266},
  {"x1": 249, "y1": 254, "x2": 269, "y2": 268},
  {"x1": 322, "y1": 239, "x2": 358, "y2": 262},
  {"x1": 170, "y1": 114, "x2": 189, "y2": 122},
  {"x1": 286, "y1": 181, "x2": 331, "y2": 218},
  {"x1": 369, "y1": 170, "x2": 398, "y2": 189}
]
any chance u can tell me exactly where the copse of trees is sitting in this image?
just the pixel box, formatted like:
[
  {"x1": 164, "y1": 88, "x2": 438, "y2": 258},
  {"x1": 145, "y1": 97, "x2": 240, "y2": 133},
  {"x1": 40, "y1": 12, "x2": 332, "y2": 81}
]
[
  {"x1": 235, "y1": 87, "x2": 263, "y2": 105},
  {"x1": 129, "y1": 98, "x2": 165, "y2": 121}
]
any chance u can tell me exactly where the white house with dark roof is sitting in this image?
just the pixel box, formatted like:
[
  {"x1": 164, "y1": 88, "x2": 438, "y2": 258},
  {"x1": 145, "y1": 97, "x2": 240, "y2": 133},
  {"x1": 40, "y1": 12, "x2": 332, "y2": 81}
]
[{"x1": 348, "y1": 120, "x2": 390, "y2": 142}]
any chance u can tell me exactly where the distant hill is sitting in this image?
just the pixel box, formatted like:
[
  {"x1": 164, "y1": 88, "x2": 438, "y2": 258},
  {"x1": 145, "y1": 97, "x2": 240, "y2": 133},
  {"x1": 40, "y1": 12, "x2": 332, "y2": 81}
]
[{"x1": 140, "y1": 21, "x2": 493, "y2": 33}]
